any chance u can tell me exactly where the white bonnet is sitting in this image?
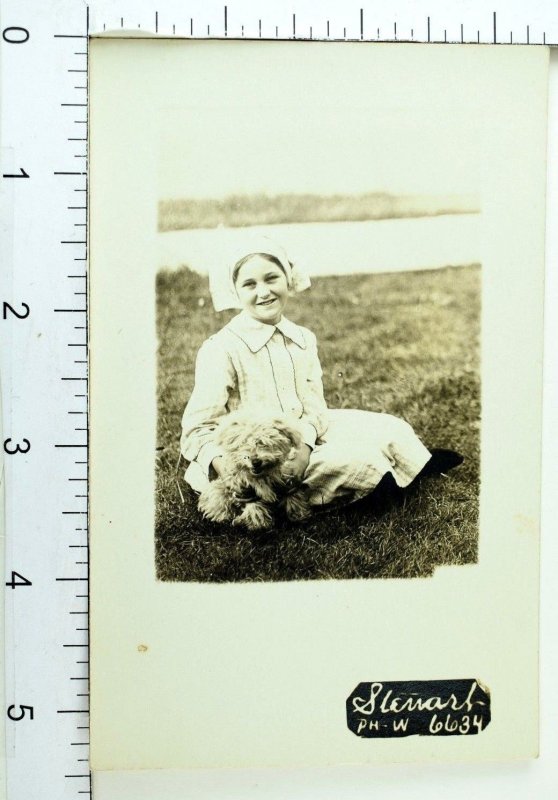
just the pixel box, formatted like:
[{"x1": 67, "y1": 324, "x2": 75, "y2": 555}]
[{"x1": 208, "y1": 233, "x2": 311, "y2": 312}]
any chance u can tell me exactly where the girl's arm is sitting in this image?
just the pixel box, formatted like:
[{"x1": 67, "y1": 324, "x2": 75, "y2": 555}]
[
  {"x1": 285, "y1": 332, "x2": 328, "y2": 480},
  {"x1": 299, "y1": 330, "x2": 329, "y2": 448},
  {"x1": 180, "y1": 338, "x2": 235, "y2": 477}
]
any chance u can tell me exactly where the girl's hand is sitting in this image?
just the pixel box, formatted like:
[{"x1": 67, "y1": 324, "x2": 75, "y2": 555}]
[
  {"x1": 211, "y1": 455, "x2": 224, "y2": 478},
  {"x1": 286, "y1": 443, "x2": 312, "y2": 481}
]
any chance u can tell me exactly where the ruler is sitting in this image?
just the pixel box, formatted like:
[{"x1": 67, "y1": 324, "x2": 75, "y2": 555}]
[
  {"x1": 88, "y1": 0, "x2": 558, "y2": 44},
  {"x1": 1, "y1": 1, "x2": 556, "y2": 799},
  {"x1": 2, "y1": 3, "x2": 90, "y2": 799}
]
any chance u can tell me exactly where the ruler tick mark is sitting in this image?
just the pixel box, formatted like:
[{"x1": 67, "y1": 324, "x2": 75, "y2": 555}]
[{"x1": 58, "y1": 709, "x2": 89, "y2": 714}]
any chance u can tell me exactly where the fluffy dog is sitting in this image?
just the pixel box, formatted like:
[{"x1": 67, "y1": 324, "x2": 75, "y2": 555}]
[{"x1": 198, "y1": 411, "x2": 312, "y2": 530}]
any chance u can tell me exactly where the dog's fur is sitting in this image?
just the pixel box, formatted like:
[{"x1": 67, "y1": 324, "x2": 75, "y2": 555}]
[{"x1": 198, "y1": 411, "x2": 312, "y2": 530}]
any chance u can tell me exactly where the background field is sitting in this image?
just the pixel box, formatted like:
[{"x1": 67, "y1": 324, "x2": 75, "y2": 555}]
[
  {"x1": 159, "y1": 192, "x2": 479, "y2": 232},
  {"x1": 155, "y1": 262, "x2": 480, "y2": 583}
]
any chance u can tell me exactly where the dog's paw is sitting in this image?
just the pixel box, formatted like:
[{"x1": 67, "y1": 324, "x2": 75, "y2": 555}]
[
  {"x1": 284, "y1": 491, "x2": 312, "y2": 522},
  {"x1": 233, "y1": 502, "x2": 274, "y2": 531},
  {"x1": 198, "y1": 484, "x2": 234, "y2": 523},
  {"x1": 254, "y1": 481, "x2": 278, "y2": 504}
]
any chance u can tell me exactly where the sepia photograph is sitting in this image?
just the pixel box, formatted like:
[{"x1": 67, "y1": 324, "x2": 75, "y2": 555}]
[
  {"x1": 90, "y1": 40, "x2": 546, "y2": 769},
  {"x1": 154, "y1": 55, "x2": 481, "y2": 583}
]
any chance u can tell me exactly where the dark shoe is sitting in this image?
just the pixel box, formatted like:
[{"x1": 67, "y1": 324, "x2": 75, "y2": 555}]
[
  {"x1": 419, "y1": 448, "x2": 464, "y2": 478},
  {"x1": 371, "y1": 471, "x2": 403, "y2": 506}
]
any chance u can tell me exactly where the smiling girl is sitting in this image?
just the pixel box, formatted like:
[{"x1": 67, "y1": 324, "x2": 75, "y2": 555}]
[{"x1": 180, "y1": 236, "x2": 462, "y2": 511}]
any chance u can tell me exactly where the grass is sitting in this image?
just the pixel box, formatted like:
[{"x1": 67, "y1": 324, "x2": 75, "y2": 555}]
[
  {"x1": 158, "y1": 192, "x2": 479, "y2": 232},
  {"x1": 155, "y1": 263, "x2": 480, "y2": 583}
]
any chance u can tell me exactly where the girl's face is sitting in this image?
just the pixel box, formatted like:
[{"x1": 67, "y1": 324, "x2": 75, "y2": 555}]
[{"x1": 234, "y1": 255, "x2": 289, "y2": 325}]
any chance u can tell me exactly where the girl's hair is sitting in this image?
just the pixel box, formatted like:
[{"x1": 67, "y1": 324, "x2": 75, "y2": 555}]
[{"x1": 232, "y1": 253, "x2": 286, "y2": 285}]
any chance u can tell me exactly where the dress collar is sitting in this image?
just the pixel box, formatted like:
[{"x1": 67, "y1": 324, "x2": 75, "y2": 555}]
[{"x1": 226, "y1": 311, "x2": 306, "y2": 353}]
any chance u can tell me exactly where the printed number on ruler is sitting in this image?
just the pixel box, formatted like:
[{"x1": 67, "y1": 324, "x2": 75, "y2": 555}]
[{"x1": 2, "y1": 20, "x2": 35, "y2": 732}]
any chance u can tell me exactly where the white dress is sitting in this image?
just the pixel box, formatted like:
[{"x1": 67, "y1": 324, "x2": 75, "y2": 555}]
[{"x1": 181, "y1": 312, "x2": 431, "y2": 508}]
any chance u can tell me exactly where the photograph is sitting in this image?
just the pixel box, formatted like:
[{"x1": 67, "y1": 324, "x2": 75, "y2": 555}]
[
  {"x1": 90, "y1": 40, "x2": 546, "y2": 770},
  {"x1": 154, "y1": 61, "x2": 481, "y2": 583}
]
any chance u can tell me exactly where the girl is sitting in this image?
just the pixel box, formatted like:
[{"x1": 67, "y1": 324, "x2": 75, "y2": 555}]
[{"x1": 181, "y1": 235, "x2": 462, "y2": 511}]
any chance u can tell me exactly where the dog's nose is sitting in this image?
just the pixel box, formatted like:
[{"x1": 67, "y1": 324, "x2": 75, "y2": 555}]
[{"x1": 251, "y1": 457, "x2": 263, "y2": 474}]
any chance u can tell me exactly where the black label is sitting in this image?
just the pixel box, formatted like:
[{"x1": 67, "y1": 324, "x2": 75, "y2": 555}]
[{"x1": 347, "y1": 679, "x2": 491, "y2": 738}]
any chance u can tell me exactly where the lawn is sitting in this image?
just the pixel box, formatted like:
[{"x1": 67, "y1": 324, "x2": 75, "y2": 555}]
[{"x1": 155, "y1": 263, "x2": 480, "y2": 582}]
